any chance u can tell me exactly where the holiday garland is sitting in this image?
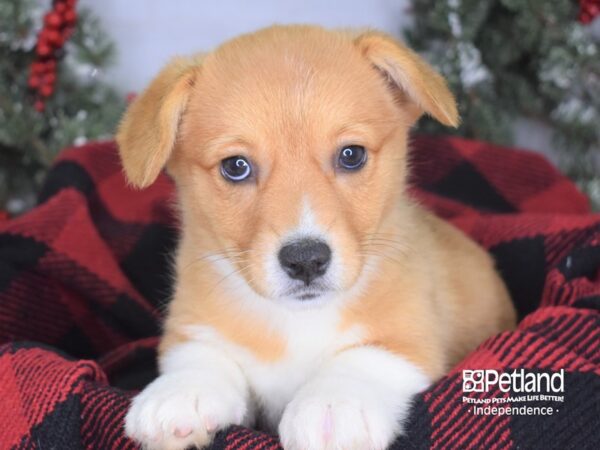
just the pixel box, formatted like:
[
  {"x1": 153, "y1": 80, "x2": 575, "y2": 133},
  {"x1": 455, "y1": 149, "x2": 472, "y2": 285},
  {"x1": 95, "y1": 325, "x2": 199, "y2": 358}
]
[
  {"x1": 579, "y1": 0, "x2": 600, "y2": 23},
  {"x1": 407, "y1": 0, "x2": 600, "y2": 209},
  {"x1": 1, "y1": 1, "x2": 598, "y2": 213},
  {"x1": 29, "y1": 0, "x2": 78, "y2": 112},
  {"x1": 0, "y1": 0, "x2": 124, "y2": 214}
]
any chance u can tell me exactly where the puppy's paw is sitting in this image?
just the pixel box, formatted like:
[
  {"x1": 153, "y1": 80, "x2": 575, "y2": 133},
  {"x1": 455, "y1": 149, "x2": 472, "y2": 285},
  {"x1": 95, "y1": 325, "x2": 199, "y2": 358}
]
[
  {"x1": 125, "y1": 371, "x2": 249, "y2": 450},
  {"x1": 278, "y1": 377, "x2": 406, "y2": 450}
]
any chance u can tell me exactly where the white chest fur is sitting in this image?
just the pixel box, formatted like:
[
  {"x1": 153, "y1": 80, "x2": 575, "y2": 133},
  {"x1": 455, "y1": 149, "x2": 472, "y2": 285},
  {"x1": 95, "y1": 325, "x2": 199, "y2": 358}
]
[{"x1": 186, "y1": 300, "x2": 364, "y2": 430}]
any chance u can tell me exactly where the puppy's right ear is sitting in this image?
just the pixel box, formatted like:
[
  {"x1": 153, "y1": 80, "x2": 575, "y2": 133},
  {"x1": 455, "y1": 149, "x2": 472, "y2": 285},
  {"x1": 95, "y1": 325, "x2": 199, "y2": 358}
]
[{"x1": 116, "y1": 56, "x2": 200, "y2": 188}]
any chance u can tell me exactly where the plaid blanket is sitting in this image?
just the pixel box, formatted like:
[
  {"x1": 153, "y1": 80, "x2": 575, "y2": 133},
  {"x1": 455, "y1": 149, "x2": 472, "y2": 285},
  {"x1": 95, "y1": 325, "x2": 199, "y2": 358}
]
[{"x1": 1, "y1": 135, "x2": 598, "y2": 450}]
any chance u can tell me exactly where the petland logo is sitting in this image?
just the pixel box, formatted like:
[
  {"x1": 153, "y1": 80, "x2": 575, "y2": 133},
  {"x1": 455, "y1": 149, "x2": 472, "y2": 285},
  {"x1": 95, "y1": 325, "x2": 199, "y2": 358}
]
[
  {"x1": 463, "y1": 369, "x2": 565, "y2": 393},
  {"x1": 462, "y1": 370, "x2": 565, "y2": 416}
]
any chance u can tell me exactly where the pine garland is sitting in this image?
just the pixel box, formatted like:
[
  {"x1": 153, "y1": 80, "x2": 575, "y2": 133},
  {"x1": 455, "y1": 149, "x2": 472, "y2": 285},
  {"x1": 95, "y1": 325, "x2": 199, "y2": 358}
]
[
  {"x1": 1, "y1": 1, "x2": 597, "y2": 212},
  {"x1": 406, "y1": 0, "x2": 600, "y2": 209},
  {"x1": 0, "y1": 0, "x2": 124, "y2": 214}
]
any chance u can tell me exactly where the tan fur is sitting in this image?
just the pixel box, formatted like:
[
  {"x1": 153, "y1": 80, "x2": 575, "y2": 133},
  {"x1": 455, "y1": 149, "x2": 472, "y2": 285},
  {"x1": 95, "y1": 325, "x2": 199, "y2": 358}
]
[
  {"x1": 117, "y1": 25, "x2": 515, "y2": 382},
  {"x1": 339, "y1": 206, "x2": 514, "y2": 378},
  {"x1": 354, "y1": 31, "x2": 459, "y2": 128},
  {"x1": 117, "y1": 55, "x2": 202, "y2": 188}
]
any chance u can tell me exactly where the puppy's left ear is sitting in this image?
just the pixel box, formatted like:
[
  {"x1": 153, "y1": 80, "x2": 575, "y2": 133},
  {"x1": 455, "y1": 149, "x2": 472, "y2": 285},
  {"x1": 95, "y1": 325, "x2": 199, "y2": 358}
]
[{"x1": 354, "y1": 31, "x2": 459, "y2": 127}]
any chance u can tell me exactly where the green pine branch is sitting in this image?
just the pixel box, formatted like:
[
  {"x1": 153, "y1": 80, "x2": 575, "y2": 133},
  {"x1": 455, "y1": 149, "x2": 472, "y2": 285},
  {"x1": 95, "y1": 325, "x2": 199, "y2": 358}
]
[
  {"x1": 406, "y1": 0, "x2": 600, "y2": 209},
  {"x1": 0, "y1": 0, "x2": 125, "y2": 214}
]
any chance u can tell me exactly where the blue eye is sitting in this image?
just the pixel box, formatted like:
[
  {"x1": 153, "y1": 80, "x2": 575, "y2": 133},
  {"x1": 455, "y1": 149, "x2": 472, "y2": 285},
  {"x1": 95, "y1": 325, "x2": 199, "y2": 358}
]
[
  {"x1": 220, "y1": 156, "x2": 252, "y2": 182},
  {"x1": 338, "y1": 145, "x2": 367, "y2": 171}
]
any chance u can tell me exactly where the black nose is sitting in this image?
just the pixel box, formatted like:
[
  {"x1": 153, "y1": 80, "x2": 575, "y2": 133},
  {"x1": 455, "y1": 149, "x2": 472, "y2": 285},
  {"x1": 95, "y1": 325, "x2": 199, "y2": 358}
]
[{"x1": 278, "y1": 239, "x2": 332, "y2": 285}]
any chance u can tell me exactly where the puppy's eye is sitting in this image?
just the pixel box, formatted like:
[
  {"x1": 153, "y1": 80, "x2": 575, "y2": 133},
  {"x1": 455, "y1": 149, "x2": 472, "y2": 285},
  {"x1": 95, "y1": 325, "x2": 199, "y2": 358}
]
[
  {"x1": 220, "y1": 156, "x2": 252, "y2": 182},
  {"x1": 338, "y1": 145, "x2": 367, "y2": 171}
]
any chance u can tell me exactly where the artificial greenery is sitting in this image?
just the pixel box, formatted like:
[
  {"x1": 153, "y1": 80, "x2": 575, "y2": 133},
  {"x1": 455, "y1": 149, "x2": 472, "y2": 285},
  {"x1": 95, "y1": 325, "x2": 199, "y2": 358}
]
[
  {"x1": 1, "y1": 1, "x2": 598, "y2": 212},
  {"x1": 0, "y1": 0, "x2": 124, "y2": 214},
  {"x1": 407, "y1": 0, "x2": 600, "y2": 208}
]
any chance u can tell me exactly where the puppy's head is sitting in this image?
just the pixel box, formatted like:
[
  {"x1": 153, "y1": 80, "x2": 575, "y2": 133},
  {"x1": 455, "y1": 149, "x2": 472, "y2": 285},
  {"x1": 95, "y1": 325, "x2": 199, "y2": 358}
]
[{"x1": 117, "y1": 26, "x2": 458, "y2": 305}]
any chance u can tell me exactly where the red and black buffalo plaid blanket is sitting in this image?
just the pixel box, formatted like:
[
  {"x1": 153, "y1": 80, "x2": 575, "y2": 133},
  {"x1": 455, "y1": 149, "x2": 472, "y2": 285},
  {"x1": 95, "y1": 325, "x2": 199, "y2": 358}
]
[{"x1": 1, "y1": 135, "x2": 599, "y2": 449}]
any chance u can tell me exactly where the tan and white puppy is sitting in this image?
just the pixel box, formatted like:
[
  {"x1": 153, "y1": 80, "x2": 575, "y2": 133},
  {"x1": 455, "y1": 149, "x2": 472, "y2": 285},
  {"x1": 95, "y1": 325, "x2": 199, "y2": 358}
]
[{"x1": 117, "y1": 25, "x2": 516, "y2": 450}]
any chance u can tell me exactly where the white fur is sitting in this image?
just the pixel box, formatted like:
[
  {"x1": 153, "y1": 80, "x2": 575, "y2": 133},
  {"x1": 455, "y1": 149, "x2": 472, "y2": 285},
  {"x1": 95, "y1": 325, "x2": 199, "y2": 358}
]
[
  {"x1": 126, "y1": 329, "x2": 428, "y2": 450},
  {"x1": 279, "y1": 347, "x2": 430, "y2": 450},
  {"x1": 186, "y1": 301, "x2": 365, "y2": 430}
]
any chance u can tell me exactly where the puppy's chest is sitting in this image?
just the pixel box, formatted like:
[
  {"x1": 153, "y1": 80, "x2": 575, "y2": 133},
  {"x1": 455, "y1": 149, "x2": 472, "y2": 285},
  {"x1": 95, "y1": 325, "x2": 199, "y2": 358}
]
[{"x1": 216, "y1": 308, "x2": 363, "y2": 427}]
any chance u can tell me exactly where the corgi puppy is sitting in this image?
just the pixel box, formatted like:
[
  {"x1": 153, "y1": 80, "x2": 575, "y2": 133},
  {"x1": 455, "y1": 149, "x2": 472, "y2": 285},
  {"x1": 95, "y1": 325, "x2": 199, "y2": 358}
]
[{"x1": 117, "y1": 25, "x2": 516, "y2": 450}]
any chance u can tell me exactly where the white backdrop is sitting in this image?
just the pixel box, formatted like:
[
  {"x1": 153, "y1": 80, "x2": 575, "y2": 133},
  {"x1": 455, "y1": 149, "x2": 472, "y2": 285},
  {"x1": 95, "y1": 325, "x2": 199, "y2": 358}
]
[{"x1": 80, "y1": 0, "x2": 411, "y2": 93}]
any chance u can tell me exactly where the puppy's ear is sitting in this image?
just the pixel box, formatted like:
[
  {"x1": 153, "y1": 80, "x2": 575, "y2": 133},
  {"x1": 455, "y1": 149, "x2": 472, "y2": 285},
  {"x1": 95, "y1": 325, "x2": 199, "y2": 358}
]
[
  {"x1": 116, "y1": 56, "x2": 200, "y2": 188},
  {"x1": 354, "y1": 31, "x2": 459, "y2": 127}
]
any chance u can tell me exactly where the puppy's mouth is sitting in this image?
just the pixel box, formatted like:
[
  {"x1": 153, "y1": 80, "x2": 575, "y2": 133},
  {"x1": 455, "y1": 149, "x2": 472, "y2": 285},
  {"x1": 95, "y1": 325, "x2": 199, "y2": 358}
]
[{"x1": 285, "y1": 282, "x2": 332, "y2": 301}]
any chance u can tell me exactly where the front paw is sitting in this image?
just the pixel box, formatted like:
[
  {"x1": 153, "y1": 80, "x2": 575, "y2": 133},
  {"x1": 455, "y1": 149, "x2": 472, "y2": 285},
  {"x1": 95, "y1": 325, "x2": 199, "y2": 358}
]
[
  {"x1": 279, "y1": 378, "x2": 405, "y2": 450},
  {"x1": 125, "y1": 371, "x2": 249, "y2": 450}
]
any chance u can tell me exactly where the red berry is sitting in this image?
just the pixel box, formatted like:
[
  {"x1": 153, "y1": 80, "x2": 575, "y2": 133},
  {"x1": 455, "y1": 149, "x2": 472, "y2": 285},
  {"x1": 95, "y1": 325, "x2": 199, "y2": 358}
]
[
  {"x1": 28, "y1": 75, "x2": 41, "y2": 88},
  {"x1": 45, "y1": 60, "x2": 57, "y2": 72},
  {"x1": 36, "y1": 43, "x2": 52, "y2": 56},
  {"x1": 44, "y1": 12, "x2": 62, "y2": 28},
  {"x1": 64, "y1": 10, "x2": 77, "y2": 24},
  {"x1": 53, "y1": 34, "x2": 65, "y2": 47},
  {"x1": 34, "y1": 100, "x2": 46, "y2": 112},
  {"x1": 46, "y1": 29, "x2": 62, "y2": 46},
  {"x1": 38, "y1": 31, "x2": 51, "y2": 46},
  {"x1": 40, "y1": 84, "x2": 54, "y2": 97},
  {"x1": 56, "y1": 3, "x2": 67, "y2": 13},
  {"x1": 31, "y1": 62, "x2": 46, "y2": 74},
  {"x1": 66, "y1": 0, "x2": 77, "y2": 7},
  {"x1": 43, "y1": 73, "x2": 57, "y2": 86}
]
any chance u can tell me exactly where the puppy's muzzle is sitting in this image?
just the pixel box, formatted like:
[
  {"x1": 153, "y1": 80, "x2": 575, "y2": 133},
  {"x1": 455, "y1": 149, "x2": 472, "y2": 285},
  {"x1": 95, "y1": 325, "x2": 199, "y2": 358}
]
[{"x1": 278, "y1": 239, "x2": 331, "y2": 286}]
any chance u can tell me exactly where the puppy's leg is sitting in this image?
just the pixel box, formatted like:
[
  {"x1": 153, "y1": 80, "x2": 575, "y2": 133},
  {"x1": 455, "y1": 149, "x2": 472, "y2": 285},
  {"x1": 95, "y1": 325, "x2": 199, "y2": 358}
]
[
  {"x1": 125, "y1": 341, "x2": 251, "y2": 450},
  {"x1": 279, "y1": 346, "x2": 429, "y2": 450}
]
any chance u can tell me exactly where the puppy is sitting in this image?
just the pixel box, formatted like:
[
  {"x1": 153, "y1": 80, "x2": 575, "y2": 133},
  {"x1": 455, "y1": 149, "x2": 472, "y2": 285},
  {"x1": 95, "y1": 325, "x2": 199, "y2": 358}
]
[{"x1": 117, "y1": 25, "x2": 516, "y2": 450}]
